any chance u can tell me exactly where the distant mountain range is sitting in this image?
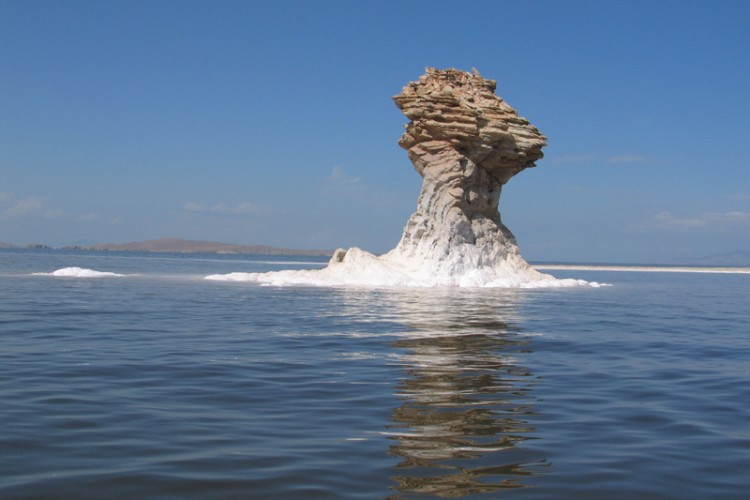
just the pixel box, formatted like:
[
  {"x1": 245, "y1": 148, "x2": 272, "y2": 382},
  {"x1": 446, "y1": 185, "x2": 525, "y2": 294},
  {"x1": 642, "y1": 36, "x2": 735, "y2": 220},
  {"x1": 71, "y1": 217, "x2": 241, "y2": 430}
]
[
  {"x1": 0, "y1": 238, "x2": 333, "y2": 256},
  {"x1": 83, "y1": 238, "x2": 333, "y2": 256}
]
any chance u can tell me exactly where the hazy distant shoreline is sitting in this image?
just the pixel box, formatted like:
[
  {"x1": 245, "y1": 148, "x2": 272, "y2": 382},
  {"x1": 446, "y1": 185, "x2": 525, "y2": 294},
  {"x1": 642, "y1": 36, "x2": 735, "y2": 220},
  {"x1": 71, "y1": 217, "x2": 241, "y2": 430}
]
[
  {"x1": 2, "y1": 239, "x2": 749, "y2": 268},
  {"x1": 534, "y1": 264, "x2": 750, "y2": 274},
  {"x1": 0, "y1": 238, "x2": 333, "y2": 257}
]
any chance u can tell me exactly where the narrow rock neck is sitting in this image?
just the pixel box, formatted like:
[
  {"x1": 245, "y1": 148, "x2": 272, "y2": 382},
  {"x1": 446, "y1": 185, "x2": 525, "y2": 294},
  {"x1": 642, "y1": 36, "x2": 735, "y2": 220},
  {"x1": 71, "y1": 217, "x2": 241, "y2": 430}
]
[{"x1": 394, "y1": 147, "x2": 518, "y2": 260}]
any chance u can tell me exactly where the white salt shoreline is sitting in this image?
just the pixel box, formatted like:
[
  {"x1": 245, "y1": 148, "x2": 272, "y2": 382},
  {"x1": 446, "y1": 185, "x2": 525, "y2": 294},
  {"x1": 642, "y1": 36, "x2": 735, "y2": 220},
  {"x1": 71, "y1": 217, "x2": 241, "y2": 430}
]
[{"x1": 533, "y1": 264, "x2": 750, "y2": 274}]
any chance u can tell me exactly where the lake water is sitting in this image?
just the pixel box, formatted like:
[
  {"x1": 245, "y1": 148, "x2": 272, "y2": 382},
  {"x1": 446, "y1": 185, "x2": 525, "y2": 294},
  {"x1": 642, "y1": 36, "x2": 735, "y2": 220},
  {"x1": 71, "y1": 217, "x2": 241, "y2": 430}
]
[{"x1": 1, "y1": 250, "x2": 749, "y2": 499}]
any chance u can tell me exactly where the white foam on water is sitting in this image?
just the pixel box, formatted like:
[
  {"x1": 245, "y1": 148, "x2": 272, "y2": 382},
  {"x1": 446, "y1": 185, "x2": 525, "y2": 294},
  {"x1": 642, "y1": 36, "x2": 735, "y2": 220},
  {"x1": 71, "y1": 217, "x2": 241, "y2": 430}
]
[
  {"x1": 206, "y1": 247, "x2": 605, "y2": 288},
  {"x1": 33, "y1": 267, "x2": 126, "y2": 278}
]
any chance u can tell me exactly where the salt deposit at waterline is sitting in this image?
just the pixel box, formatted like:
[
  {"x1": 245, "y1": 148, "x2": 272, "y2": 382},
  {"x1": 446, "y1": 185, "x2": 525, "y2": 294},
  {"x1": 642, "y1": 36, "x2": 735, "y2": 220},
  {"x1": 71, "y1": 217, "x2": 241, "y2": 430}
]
[
  {"x1": 32, "y1": 267, "x2": 126, "y2": 278},
  {"x1": 205, "y1": 248, "x2": 602, "y2": 288}
]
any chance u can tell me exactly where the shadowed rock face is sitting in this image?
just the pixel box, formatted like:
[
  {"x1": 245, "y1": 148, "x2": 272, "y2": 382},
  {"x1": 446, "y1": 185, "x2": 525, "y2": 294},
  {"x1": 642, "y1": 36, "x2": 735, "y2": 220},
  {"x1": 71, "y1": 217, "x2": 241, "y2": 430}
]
[{"x1": 389, "y1": 68, "x2": 547, "y2": 270}]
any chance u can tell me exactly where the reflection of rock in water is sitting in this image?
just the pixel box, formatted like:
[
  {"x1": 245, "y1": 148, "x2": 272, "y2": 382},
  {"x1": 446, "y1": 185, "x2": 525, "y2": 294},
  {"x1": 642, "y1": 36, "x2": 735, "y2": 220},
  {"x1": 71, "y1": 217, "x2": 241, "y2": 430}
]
[{"x1": 385, "y1": 291, "x2": 547, "y2": 497}]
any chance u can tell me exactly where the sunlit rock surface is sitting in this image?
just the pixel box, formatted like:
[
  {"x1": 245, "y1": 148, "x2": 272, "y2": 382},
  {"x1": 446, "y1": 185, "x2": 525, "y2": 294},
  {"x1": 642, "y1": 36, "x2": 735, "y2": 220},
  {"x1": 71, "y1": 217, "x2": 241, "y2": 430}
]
[
  {"x1": 383, "y1": 67, "x2": 546, "y2": 278},
  {"x1": 207, "y1": 68, "x2": 593, "y2": 287}
]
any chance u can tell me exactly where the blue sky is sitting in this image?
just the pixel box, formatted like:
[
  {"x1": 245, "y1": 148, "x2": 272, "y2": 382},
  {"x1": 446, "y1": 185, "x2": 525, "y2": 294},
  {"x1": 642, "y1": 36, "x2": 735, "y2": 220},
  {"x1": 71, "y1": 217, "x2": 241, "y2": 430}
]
[{"x1": 2, "y1": 0, "x2": 749, "y2": 263}]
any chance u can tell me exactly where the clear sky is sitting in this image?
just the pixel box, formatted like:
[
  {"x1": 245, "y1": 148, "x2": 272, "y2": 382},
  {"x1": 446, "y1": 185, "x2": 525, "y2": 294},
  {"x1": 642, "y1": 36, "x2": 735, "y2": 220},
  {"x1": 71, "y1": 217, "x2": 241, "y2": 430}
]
[{"x1": 2, "y1": 0, "x2": 749, "y2": 263}]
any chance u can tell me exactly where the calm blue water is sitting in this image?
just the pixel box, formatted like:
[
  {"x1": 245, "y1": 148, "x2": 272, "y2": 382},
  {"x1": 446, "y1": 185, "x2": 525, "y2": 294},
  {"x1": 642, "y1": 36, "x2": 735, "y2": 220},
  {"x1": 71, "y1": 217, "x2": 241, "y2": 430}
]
[{"x1": 1, "y1": 249, "x2": 749, "y2": 499}]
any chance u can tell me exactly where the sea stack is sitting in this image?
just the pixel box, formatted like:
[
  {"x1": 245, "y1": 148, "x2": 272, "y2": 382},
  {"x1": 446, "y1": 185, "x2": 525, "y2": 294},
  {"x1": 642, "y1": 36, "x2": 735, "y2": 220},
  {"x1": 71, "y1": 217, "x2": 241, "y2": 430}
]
[
  {"x1": 209, "y1": 68, "x2": 590, "y2": 286},
  {"x1": 381, "y1": 68, "x2": 547, "y2": 278}
]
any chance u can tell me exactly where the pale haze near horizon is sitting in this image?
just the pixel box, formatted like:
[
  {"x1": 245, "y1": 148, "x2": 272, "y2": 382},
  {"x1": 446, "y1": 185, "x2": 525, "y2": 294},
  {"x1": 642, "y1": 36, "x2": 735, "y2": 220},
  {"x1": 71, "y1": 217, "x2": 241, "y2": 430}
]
[{"x1": 2, "y1": 0, "x2": 749, "y2": 264}]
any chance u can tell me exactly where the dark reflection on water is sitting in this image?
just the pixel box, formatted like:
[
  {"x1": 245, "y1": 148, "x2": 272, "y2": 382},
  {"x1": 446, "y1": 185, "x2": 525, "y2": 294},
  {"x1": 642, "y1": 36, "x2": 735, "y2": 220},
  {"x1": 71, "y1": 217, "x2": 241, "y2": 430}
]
[{"x1": 381, "y1": 289, "x2": 547, "y2": 498}]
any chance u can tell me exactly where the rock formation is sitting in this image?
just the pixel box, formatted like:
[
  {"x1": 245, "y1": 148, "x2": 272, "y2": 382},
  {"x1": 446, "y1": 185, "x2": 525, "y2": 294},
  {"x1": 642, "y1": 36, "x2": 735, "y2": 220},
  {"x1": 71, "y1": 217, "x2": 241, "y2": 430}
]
[
  {"x1": 382, "y1": 68, "x2": 546, "y2": 276},
  {"x1": 208, "y1": 68, "x2": 593, "y2": 287}
]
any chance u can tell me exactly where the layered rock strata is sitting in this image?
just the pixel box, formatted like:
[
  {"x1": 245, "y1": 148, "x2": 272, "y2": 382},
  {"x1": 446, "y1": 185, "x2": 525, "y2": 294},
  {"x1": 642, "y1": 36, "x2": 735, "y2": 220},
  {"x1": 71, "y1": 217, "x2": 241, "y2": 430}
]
[{"x1": 381, "y1": 68, "x2": 546, "y2": 277}]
